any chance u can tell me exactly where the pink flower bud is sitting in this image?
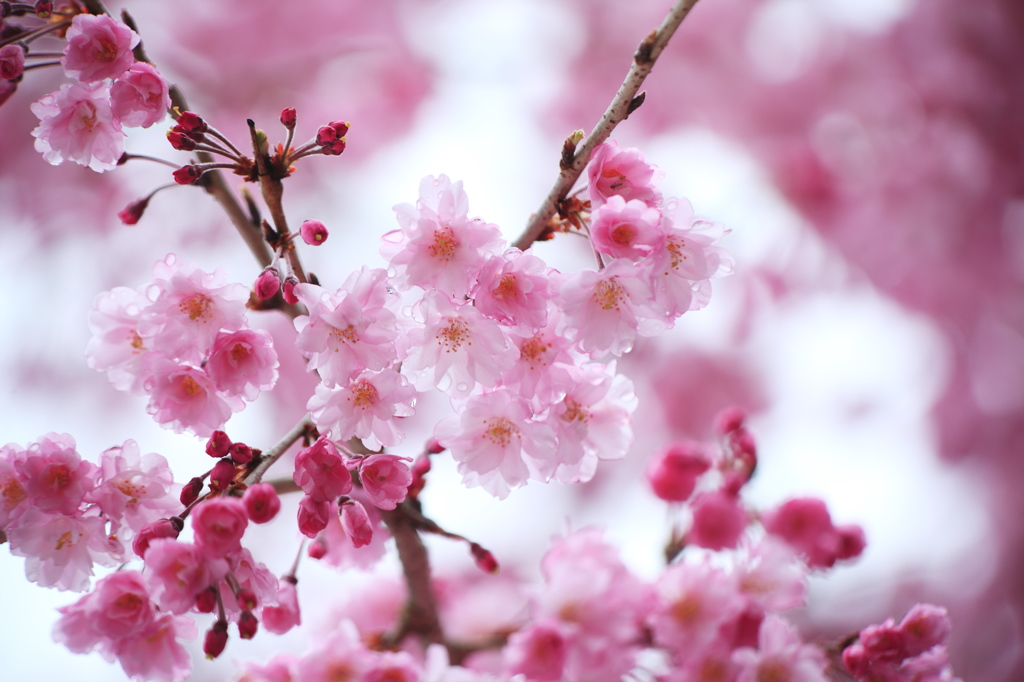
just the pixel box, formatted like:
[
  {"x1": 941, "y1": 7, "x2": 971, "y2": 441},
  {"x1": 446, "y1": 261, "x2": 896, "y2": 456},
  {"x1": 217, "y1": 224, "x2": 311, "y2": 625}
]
[
  {"x1": 192, "y1": 496, "x2": 249, "y2": 558},
  {"x1": 242, "y1": 482, "x2": 280, "y2": 524},
  {"x1": 262, "y1": 579, "x2": 301, "y2": 635},
  {"x1": 173, "y1": 164, "x2": 203, "y2": 185},
  {"x1": 297, "y1": 496, "x2": 331, "y2": 539},
  {"x1": 715, "y1": 406, "x2": 746, "y2": 435},
  {"x1": 688, "y1": 490, "x2": 747, "y2": 551},
  {"x1": 359, "y1": 454, "x2": 412, "y2": 510},
  {"x1": 117, "y1": 196, "x2": 151, "y2": 225},
  {"x1": 299, "y1": 219, "x2": 328, "y2": 246},
  {"x1": 236, "y1": 588, "x2": 258, "y2": 611},
  {"x1": 255, "y1": 267, "x2": 281, "y2": 300},
  {"x1": 836, "y1": 524, "x2": 867, "y2": 562},
  {"x1": 180, "y1": 477, "x2": 204, "y2": 506},
  {"x1": 194, "y1": 587, "x2": 218, "y2": 613},
  {"x1": 282, "y1": 276, "x2": 299, "y2": 305},
  {"x1": 209, "y1": 458, "x2": 237, "y2": 492},
  {"x1": 238, "y1": 610, "x2": 258, "y2": 640},
  {"x1": 322, "y1": 138, "x2": 347, "y2": 156},
  {"x1": 307, "y1": 540, "x2": 327, "y2": 560},
  {"x1": 339, "y1": 500, "x2": 373, "y2": 548},
  {"x1": 426, "y1": 438, "x2": 446, "y2": 455},
  {"x1": 204, "y1": 620, "x2": 229, "y2": 659},
  {"x1": 0, "y1": 44, "x2": 25, "y2": 80},
  {"x1": 842, "y1": 644, "x2": 870, "y2": 678},
  {"x1": 315, "y1": 125, "x2": 336, "y2": 145},
  {"x1": 167, "y1": 130, "x2": 197, "y2": 151},
  {"x1": 35, "y1": 1, "x2": 53, "y2": 18},
  {"x1": 470, "y1": 542, "x2": 499, "y2": 574},
  {"x1": 280, "y1": 107, "x2": 296, "y2": 130},
  {"x1": 206, "y1": 431, "x2": 233, "y2": 458},
  {"x1": 229, "y1": 442, "x2": 253, "y2": 465},
  {"x1": 407, "y1": 455, "x2": 431, "y2": 498},
  {"x1": 328, "y1": 120, "x2": 350, "y2": 138},
  {"x1": 176, "y1": 111, "x2": 207, "y2": 134},
  {"x1": 898, "y1": 604, "x2": 951, "y2": 657},
  {"x1": 132, "y1": 518, "x2": 182, "y2": 558},
  {"x1": 860, "y1": 618, "x2": 906, "y2": 663},
  {"x1": 645, "y1": 441, "x2": 711, "y2": 502}
]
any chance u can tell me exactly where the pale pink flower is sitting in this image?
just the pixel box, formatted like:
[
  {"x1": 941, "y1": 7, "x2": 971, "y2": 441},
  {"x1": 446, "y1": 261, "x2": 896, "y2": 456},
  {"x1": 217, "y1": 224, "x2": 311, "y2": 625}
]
[
  {"x1": 471, "y1": 249, "x2": 553, "y2": 331},
  {"x1": 86, "y1": 285, "x2": 152, "y2": 394},
  {"x1": 191, "y1": 495, "x2": 249, "y2": 559},
  {"x1": 15, "y1": 432, "x2": 95, "y2": 516},
  {"x1": 505, "y1": 621, "x2": 568, "y2": 682},
  {"x1": 144, "y1": 254, "x2": 249, "y2": 363},
  {"x1": 648, "y1": 559, "x2": 747, "y2": 659},
  {"x1": 144, "y1": 538, "x2": 227, "y2": 614},
  {"x1": 143, "y1": 357, "x2": 234, "y2": 437},
  {"x1": 113, "y1": 613, "x2": 196, "y2": 682},
  {"x1": 559, "y1": 258, "x2": 664, "y2": 357},
  {"x1": 364, "y1": 651, "x2": 421, "y2": 682},
  {"x1": 298, "y1": 495, "x2": 333, "y2": 538},
  {"x1": 87, "y1": 440, "x2": 177, "y2": 536},
  {"x1": 433, "y1": 389, "x2": 556, "y2": 499},
  {"x1": 53, "y1": 571, "x2": 158, "y2": 659},
  {"x1": 293, "y1": 437, "x2": 353, "y2": 502},
  {"x1": 308, "y1": 369, "x2": 416, "y2": 450},
  {"x1": 501, "y1": 315, "x2": 578, "y2": 404},
  {"x1": 110, "y1": 61, "x2": 171, "y2": 128},
  {"x1": 294, "y1": 623, "x2": 372, "y2": 681},
  {"x1": 735, "y1": 539, "x2": 808, "y2": 613},
  {"x1": 0, "y1": 445, "x2": 29, "y2": 528},
  {"x1": 262, "y1": 579, "x2": 301, "y2": 635},
  {"x1": 402, "y1": 291, "x2": 516, "y2": 399},
  {"x1": 544, "y1": 362, "x2": 637, "y2": 484},
  {"x1": 587, "y1": 140, "x2": 663, "y2": 208},
  {"x1": 732, "y1": 616, "x2": 829, "y2": 682},
  {"x1": 385, "y1": 174, "x2": 504, "y2": 297},
  {"x1": 0, "y1": 44, "x2": 25, "y2": 80},
  {"x1": 359, "y1": 454, "x2": 413, "y2": 510},
  {"x1": 31, "y1": 81, "x2": 125, "y2": 172},
  {"x1": 590, "y1": 195, "x2": 665, "y2": 260},
  {"x1": 293, "y1": 273, "x2": 399, "y2": 387},
  {"x1": 7, "y1": 509, "x2": 116, "y2": 591},
  {"x1": 313, "y1": 491, "x2": 389, "y2": 569},
  {"x1": 62, "y1": 13, "x2": 139, "y2": 83},
  {"x1": 205, "y1": 328, "x2": 279, "y2": 400}
]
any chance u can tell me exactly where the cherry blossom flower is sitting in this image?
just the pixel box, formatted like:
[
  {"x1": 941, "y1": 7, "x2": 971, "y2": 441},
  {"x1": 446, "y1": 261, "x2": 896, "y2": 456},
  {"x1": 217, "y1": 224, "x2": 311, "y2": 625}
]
[
  {"x1": 86, "y1": 440, "x2": 177, "y2": 537},
  {"x1": 113, "y1": 613, "x2": 196, "y2": 682},
  {"x1": 587, "y1": 140, "x2": 663, "y2": 208},
  {"x1": 589, "y1": 195, "x2": 665, "y2": 260},
  {"x1": 307, "y1": 369, "x2": 416, "y2": 450},
  {"x1": 358, "y1": 454, "x2": 413, "y2": 510},
  {"x1": 732, "y1": 616, "x2": 829, "y2": 682},
  {"x1": 62, "y1": 13, "x2": 139, "y2": 83},
  {"x1": 262, "y1": 579, "x2": 301, "y2": 635},
  {"x1": 86, "y1": 285, "x2": 152, "y2": 394},
  {"x1": 646, "y1": 440, "x2": 712, "y2": 503},
  {"x1": 243, "y1": 483, "x2": 281, "y2": 524},
  {"x1": 501, "y1": 314, "x2": 578, "y2": 404},
  {"x1": 191, "y1": 496, "x2": 249, "y2": 559},
  {"x1": 0, "y1": 445, "x2": 29, "y2": 528},
  {"x1": 402, "y1": 291, "x2": 516, "y2": 399},
  {"x1": 433, "y1": 389, "x2": 556, "y2": 498},
  {"x1": 7, "y1": 510, "x2": 116, "y2": 591},
  {"x1": 31, "y1": 81, "x2": 125, "y2": 172},
  {"x1": 340, "y1": 499, "x2": 374, "y2": 548},
  {"x1": 688, "y1": 489, "x2": 748, "y2": 551},
  {"x1": 0, "y1": 44, "x2": 25, "y2": 80},
  {"x1": 143, "y1": 357, "x2": 234, "y2": 437},
  {"x1": 144, "y1": 538, "x2": 227, "y2": 614},
  {"x1": 471, "y1": 249, "x2": 554, "y2": 331},
  {"x1": 385, "y1": 174, "x2": 504, "y2": 297},
  {"x1": 293, "y1": 437, "x2": 353, "y2": 502},
  {"x1": 15, "y1": 433, "x2": 95, "y2": 516},
  {"x1": 110, "y1": 61, "x2": 171, "y2": 128},
  {"x1": 205, "y1": 328, "x2": 279, "y2": 400}
]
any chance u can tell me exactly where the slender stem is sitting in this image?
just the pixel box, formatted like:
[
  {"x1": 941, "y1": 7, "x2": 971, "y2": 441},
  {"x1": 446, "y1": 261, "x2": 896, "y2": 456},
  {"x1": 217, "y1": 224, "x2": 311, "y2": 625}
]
[
  {"x1": 512, "y1": 0, "x2": 702, "y2": 250},
  {"x1": 0, "y1": 20, "x2": 72, "y2": 50},
  {"x1": 242, "y1": 416, "x2": 313, "y2": 486}
]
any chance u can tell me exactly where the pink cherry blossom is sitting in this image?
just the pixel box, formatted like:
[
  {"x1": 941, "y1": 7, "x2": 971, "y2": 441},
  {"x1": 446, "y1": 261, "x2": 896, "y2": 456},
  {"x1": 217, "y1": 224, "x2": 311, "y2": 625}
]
[
  {"x1": 358, "y1": 454, "x2": 413, "y2": 510},
  {"x1": 191, "y1": 495, "x2": 249, "y2": 559},
  {"x1": 110, "y1": 61, "x2": 171, "y2": 128},
  {"x1": 762, "y1": 497, "x2": 858, "y2": 569},
  {"x1": 205, "y1": 328, "x2": 279, "y2": 400},
  {"x1": 7, "y1": 509, "x2": 116, "y2": 591},
  {"x1": 113, "y1": 613, "x2": 196, "y2": 682},
  {"x1": 402, "y1": 291, "x2": 516, "y2": 399},
  {"x1": 308, "y1": 369, "x2": 416, "y2": 450},
  {"x1": 587, "y1": 140, "x2": 663, "y2": 208},
  {"x1": 31, "y1": 81, "x2": 125, "y2": 172},
  {"x1": 735, "y1": 539, "x2": 808, "y2": 613},
  {"x1": 293, "y1": 437, "x2": 353, "y2": 502},
  {"x1": 0, "y1": 445, "x2": 29, "y2": 528},
  {"x1": 144, "y1": 538, "x2": 227, "y2": 613},
  {"x1": 62, "y1": 13, "x2": 139, "y2": 83},
  {"x1": 501, "y1": 315, "x2": 578, "y2": 404},
  {"x1": 688, "y1": 489, "x2": 748, "y2": 551},
  {"x1": 434, "y1": 389, "x2": 557, "y2": 499},
  {"x1": 0, "y1": 44, "x2": 25, "y2": 80},
  {"x1": 143, "y1": 357, "x2": 234, "y2": 437},
  {"x1": 385, "y1": 174, "x2": 505, "y2": 297},
  {"x1": 262, "y1": 579, "x2": 301, "y2": 635},
  {"x1": 340, "y1": 499, "x2": 374, "y2": 548},
  {"x1": 132, "y1": 518, "x2": 181, "y2": 558},
  {"x1": 646, "y1": 440, "x2": 712, "y2": 502},
  {"x1": 15, "y1": 432, "x2": 95, "y2": 516},
  {"x1": 293, "y1": 273, "x2": 399, "y2": 387},
  {"x1": 732, "y1": 616, "x2": 829, "y2": 682},
  {"x1": 471, "y1": 249, "x2": 554, "y2": 331},
  {"x1": 589, "y1": 195, "x2": 665, "y2": 260},
  {"x1": 86, "y1": 440, "x2": 177, "y2": 536},
  {"x1": 505, "y1": 621, "x2": 568, "y2": 682},
  {"x1": 898, "y1": 604, "x2": 952, "y2": 658},
  {"x1": 243, "y1": 483, "x2": 281, "y2": 524},
  {"x1": 86, "y1": 285, "x2": 152, "y2": 394}
]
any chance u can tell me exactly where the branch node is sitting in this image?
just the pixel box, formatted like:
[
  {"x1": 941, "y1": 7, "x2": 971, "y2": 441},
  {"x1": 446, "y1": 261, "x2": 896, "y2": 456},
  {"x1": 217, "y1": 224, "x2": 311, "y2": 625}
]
[{"x1": 627, "y1": 91, "x2": 647, "y2": 116}]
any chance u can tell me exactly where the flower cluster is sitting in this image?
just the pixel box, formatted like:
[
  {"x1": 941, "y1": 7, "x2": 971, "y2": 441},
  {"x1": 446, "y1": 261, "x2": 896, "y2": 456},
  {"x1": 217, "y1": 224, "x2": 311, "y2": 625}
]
[
  {"x1": 29, "y1": 13, "x2": 171, "y2": 171},
  {"x1": 843, "y1": 604, "x2": 958, "y2": 682},
  {"x1": 0, "y1": 434, "x2": 177, "y2": 591},
  {"x1": 86, "y1": 254, "x2": 279, "y2": 436}
]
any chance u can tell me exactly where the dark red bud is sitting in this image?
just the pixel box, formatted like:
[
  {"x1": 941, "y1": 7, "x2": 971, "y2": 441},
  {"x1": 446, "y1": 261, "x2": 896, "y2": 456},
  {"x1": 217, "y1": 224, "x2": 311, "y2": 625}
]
[
  {"x1": 236, "y1": 588, "x2": 258, "y2": 611},
  {"x1": 209, "y1": 458, "x2": 236, "y2": 492},
  {"x1": 282, "y1": 276, "x2": 299, "y2": 305},
  {"x1": 206, "y1": 430, "x2": 232, "y2": 458},
  {"x1": 238, "y1": 610, "x2": 258, "y2": 640},
  {"x1": 176, "y1": 111, "x2": 207, "y2": 134},
  {"x1": 117, "y1": 196, "x2": 151, "y2": 225},
  {"x1": 321, "y1": 138, "x2": 346, "y2": 156},
  {"x1": 194, "y1": 587, "x2": 218, "y2": 613},
  {"x1": 280, "y1": 107, "x2": 296, "y2": 130},
  {"x1": 255, "y1": 267, "x2": 281, "y2": 300},
  {"x1": 203, "y1": 620, "x2": 229, "y2": 659},
  {"x1": 329, "y1": 120, "x2": 350, "y2": 138},
  {"x1": 469, "y1": 542, "x2": 499, "y2": 574},
  {"x1": 230, "y1": 442, "x2": 254, "y2": 465},
  {"x1": 180, "y1": 477, "x2": 203, "y2": 506},
  {"x1": 172, "y1": 165, "x2": 204, "y2": 185},
  {"x1": 307, "y1": 541, "x2": 327, "y2": 560},
  {"x1": 315, "y1": 125, "x2": 336, "y2": 145},
  {"x1": 167, "y1": 130, "x2": 197, "y2": 151},
  {"x1": 35, "y1": 1, "x2": 52, "y2": 18}
]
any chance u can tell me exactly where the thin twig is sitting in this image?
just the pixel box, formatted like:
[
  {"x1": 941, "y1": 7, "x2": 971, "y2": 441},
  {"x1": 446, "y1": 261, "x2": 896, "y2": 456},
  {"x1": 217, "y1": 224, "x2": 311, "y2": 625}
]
[
  {"x1": 242, "y1": 416, "x2": 313, "y2": 486},
  {"x1": 512, "y1": 0, "x2": 702, "y2": 250}
]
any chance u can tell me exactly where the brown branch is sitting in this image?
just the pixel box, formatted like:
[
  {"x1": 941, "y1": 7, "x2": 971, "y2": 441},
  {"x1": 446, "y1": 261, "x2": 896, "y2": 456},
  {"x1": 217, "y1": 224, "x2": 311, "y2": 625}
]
[
  {"x1": 513, "y1": 0, "x2": 702, "y2": 250},
  {"x1": 242, "y1": 416, "x2": 313, "y2": 487}
]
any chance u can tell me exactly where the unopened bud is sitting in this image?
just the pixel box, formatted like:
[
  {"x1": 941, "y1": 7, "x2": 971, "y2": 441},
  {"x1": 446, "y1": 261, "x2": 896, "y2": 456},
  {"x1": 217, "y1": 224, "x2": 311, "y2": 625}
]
[
  {"x1": 203, "y1": 620, "x2": 229, "y2": 659},
  {"x1": 230, "y1": 442, "x2": 254, "y2": 465},
  {"x1": 180, "y1": 477, "x2": 203, "y2": 507},
  {"x1": 166, "y1": 130, "x2": 197, "y2": 151},
  {"x1": 209, "y1": 458, "x2": 236, "y2": 492},
  {"x1": 117, "y1": 196, "x2": 151, "y2": 225},
  {"x1": 307, "y1": 540, "x2": 327, "y2": 560},
  {"x1": 176, "y1": 111, "x2": 207, "y2": 134},
  {"x1": 315, "y1": 125, "x2": 336, "y2": 145},
  {"x1": 0, "y1": 44, "x2": 25, "y2": 81},
  {"x1": 280, "y1": 107, "x2": 297, "y2": 130},
  {"x1": 172, "y1": 165, "x2": 204, "y2": 185},
  {"x1": 299, "y1": 219, "x2": 328, "y2": 246},
  {"x1": 243, "y1": 482, "x2": 281, "y2": 524},
  {"x1": 282, "y1": 276, "x2": 299, "y2": 305},
  {"x1": 236, "y1": 588, "x2": 258, "y2": 611},
  {"x1": 469, "y1": 542, "x2": 499, "y2": 574},
  {"x1": 715, "y1": 406, "x2": 746, "y2": 436},
  {"x1": 238, "y1": 610, "x2": 259, "y2": 640},
  {"x1": 35, "y1": 1, "x2": 52, "y2": 18},
  {"x1": 194, "y1": 587, "x2": 217, "y2": 613},
  {"x1": 206, "y1": 430, "x2": 232, "y2": 458},
  {"x1": 132, "y1": 518, "x2": 181, "y2": 558}
]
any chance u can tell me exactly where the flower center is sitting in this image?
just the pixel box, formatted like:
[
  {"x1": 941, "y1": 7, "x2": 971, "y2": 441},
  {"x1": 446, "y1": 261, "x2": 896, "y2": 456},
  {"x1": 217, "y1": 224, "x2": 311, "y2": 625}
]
[
  {"x1": 437, "y1": 318, "x2": 469, "y2": 351},
  {"x1": 229, "y1": 343, "x2": 250, "y2": 364},
  {"x1": 429, "y1": 225, "x2": 459, "y2": 261},
  {"x1": 593, "y1": 278, "x2": 625, "y2": 311},
  {"x1": 519, "y1": 335, "x2": 550, "y2": 367},
  {"x1": 560, "y1": 398, "x2": 588, "y2": 424},
  {"x1": 179, "y1": 293, "x2": 212, "y2": 322},
  {"x1": 494, "y1": 273, "x2": 518, "y2": 299},
  {"x1": 484, "y1": 418, "x2": 518, "y2": 447},
  {"x1": 179, "y1": 375, "x2": 203, "y2": 397},
  {"x1": 332, "y1": 324, "x2": 359, "y2": 345},
  {"x1": 610, "y1": 222, "x2": 636, "y2": 245},
  {"x1": 348, "y1": 380, "x2": 379, "y2": 410}
]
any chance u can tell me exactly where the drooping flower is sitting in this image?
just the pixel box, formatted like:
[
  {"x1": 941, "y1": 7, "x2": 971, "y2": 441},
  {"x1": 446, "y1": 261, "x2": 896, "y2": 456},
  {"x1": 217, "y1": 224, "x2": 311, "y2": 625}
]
[
  {"x1": 110, "y1": 61, "x2": 171, "y2": 128},
  {"x1": 307, "y1": 369, "x2": 416, "y2": 450},
  {"x1": 587, "y1": 140, "x2": 663, "y2": 208},
  {"x1": 61, "y1": 13, "x2": 139, "y2": 83},
  {"x1": 31, "y1": 81, "x2": 125, "y2": 172},
  {"x1": 205, "y1": 328, "x2": 279, "y2": 400},
  {"x1": 589, "y1": 195, "x2": 665, "y2": 260}
]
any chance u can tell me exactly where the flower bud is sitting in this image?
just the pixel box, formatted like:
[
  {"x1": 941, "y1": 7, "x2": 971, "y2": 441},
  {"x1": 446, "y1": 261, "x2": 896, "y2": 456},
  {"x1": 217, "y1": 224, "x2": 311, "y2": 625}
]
[
  {"x1": 206, "y1": 430, "x2": 233, "y2": 458},
  {"x1": 172, "y1": 164, "x2": 204, "y2": 185},
  {"x1": 0, "y1": 44, "x2": 25, "y2": 81},
  {"x1": 194, "y1": 587, "x2": 218, "y2": 613},
  {"x1": 299, "y1": 219, "x2": 328, "y2": 245},
  {"x1": 243, "y1": 482, "x2": 281, "y2": 524},
  {"x1": 339, "y1": 499, "x2": 372, "y2": 548},
  {"x1": 230, "y1": 442, "x2": 254, "y2": 465},
  {"x1": 176, "y1": 111, "x2": 207, "y2": 134},
  {"x1": 645, "y1": 441, "x2": 711, "y2": 503},
  {"x1": 180, "y1": 477, "x2": 204, "y2": 507},
  {"x1": 203, "y1": 620, "x2": 229, "y2": 659},
  {"x1": 132, "y1": 518, "x2": 181, "y2": 558},
  {"x1": 238, "y1": 610, "x2": 258, "y2": 640},
  {"x1": 315, "y1": 125, "x2": 336, "y2": 145},
  {"x1": 307, "y1": 540, "x2": 327, "y2": 560},
  {"x1": 236, "y1": 588, "x2": 258, "y2": 611},
  {"x1": 209, "y1": 458, "x2": 237, "y2": 492},
  {"x1": 470, "y1": 542, "x2": 499, "y2": 574},
  {"x1": 282, "y1": 276, "x2": 300, "y2": 305},
  {"x1": 280, "y1": 107, "x2": 297, "y2": 130},
  {"x1": 35, "y1": 1, "x2": 53, "y2": 19},
  {"x1": 117, "y1": 196, "x2": 151, "y2": 225},
  {"x1": 254, "y1": 267, "x2": 281, "y2": 300},
  {"x1": 167, "y1": 130, "x2": 197, "y2": 151}
]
